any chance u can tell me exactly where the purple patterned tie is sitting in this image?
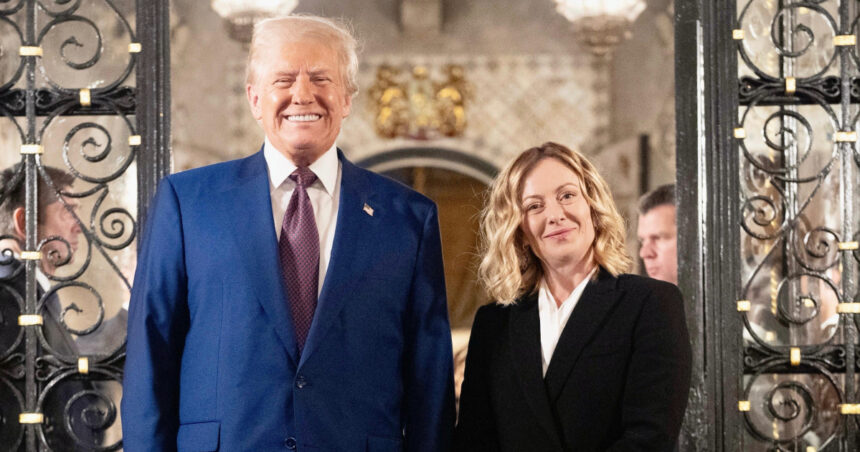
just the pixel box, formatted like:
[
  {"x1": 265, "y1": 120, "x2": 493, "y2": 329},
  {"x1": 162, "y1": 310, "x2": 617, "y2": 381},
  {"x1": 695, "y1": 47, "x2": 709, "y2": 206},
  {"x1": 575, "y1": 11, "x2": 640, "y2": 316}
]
[{"x1": 279, "y1": 167, "x2": 319, "y2": 352}]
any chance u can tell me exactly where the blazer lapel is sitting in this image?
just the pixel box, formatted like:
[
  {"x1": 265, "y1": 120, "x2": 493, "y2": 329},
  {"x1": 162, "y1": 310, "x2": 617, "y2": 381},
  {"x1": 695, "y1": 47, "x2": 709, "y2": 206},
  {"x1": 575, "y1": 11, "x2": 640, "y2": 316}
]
[
  {"x1": 509, "y1": 293, "x2": 564, "y2": 449},
  {"x1": 299, "y1": 151, "x2": 377, "y2": 366},
  {"x1": 222, "y1": 150, "x2": 299, "y2": 367},
  {"x1": 544, "y1": 269, "x2": 623, "y2": 402}
]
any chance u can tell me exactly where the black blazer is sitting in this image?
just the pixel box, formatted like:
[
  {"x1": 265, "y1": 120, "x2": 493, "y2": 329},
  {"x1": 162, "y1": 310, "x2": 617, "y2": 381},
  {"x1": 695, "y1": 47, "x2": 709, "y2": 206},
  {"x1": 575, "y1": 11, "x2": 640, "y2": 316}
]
[{"x1": 454, "y1": 270, "x2": 692, "y2": 452}]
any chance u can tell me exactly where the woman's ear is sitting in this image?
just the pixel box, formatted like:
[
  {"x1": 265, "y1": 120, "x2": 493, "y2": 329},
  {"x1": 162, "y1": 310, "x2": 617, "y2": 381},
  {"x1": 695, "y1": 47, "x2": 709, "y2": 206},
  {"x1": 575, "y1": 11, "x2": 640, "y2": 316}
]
[{"x1": 12, "y1": 207, "x2": 25, "y2": 239}]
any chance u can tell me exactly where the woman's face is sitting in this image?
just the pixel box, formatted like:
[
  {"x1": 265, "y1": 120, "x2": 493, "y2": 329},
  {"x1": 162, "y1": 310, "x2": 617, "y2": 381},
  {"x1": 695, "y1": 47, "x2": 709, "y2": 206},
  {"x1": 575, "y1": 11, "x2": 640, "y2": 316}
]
[{"x1": 519, "y1": 158, "x2": 596, "y2": 273}]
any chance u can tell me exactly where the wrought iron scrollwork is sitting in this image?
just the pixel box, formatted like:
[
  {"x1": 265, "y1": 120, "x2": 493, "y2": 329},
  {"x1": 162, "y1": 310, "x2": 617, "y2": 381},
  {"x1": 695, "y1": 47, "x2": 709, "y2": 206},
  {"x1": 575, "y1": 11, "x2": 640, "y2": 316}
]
[
  {"x1": 736, "y1": 0, "x2": 860, "y2": 449},
  {"x1": 0, "y1": 0, "x2": 153, "y2": 450}
]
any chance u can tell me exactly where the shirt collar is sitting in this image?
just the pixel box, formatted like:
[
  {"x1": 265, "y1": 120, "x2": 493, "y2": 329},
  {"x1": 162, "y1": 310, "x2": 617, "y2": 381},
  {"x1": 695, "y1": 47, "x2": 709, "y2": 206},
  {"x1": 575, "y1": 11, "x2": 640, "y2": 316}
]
[
  {"x1": 263, "y1": 138, "x2": 339, "y2": 196},
  {"x1": 539, "y1": 266, "x2": 596, "y2": 311},
  {"x1": 9, "y1": 250, "x2": 52, "y2": 291},
  {"x1": 35, "y1": 267, "x2": 50, "y2": 291}
]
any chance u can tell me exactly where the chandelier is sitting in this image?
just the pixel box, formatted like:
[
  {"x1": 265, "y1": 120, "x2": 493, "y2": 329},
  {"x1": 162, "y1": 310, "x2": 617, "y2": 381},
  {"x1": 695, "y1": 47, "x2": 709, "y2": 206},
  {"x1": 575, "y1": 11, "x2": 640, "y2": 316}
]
[
  {"x1": 211, "y1": 0, "x2": 299, "y2": 42},
  {"x1": 552, "y1": 0, "x2": 646, "y2": 58}
]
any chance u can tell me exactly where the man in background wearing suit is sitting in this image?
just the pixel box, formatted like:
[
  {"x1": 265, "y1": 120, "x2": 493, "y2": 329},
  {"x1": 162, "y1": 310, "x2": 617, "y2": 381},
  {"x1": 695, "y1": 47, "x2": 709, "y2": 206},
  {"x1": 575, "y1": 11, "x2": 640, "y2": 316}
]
[
  {"x1": 637, "y1": 184, "x2": 678, "y2": 285},
  {"x1": 122, "y1": 15, "x2": 455, "y2": 451}
]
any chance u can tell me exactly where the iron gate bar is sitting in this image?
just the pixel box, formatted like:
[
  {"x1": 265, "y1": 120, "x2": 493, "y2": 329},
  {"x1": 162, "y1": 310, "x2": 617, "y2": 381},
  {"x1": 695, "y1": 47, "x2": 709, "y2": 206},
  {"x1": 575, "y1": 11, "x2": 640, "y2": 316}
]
[
  {"x1": 24, "y1": 1, "x2": 39, "y2": 449},
  {"x1": 838, "y1": 1, "x2": 857, "y2": 449}
]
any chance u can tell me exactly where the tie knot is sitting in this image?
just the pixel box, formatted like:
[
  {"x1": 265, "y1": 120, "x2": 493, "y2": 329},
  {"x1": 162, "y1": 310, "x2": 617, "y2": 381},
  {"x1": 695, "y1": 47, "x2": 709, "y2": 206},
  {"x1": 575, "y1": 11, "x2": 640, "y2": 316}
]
[{"x1": 290, "y1": 167, "x2": 317, "y2": 188}]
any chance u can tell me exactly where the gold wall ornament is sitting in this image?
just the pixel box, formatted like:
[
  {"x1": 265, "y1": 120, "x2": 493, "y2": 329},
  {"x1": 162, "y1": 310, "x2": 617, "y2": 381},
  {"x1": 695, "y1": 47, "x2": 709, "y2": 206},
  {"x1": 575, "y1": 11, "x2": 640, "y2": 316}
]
[
  {"x1": 369, "y1": 65, "x2": 409, "y2": 138},
  {"x1": 436, "y1": 65, "x2": 469, "y2": 137},
  {"x1": 369, "y1": 64, "x2": 471, "y2": 139}
]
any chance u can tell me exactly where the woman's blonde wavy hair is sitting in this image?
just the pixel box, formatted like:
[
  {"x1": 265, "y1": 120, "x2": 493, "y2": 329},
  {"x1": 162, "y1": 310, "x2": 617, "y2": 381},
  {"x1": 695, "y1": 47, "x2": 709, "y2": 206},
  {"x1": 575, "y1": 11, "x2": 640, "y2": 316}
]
[{"x1": 478, "y1": 142, "x2": 632, "y2": 304}]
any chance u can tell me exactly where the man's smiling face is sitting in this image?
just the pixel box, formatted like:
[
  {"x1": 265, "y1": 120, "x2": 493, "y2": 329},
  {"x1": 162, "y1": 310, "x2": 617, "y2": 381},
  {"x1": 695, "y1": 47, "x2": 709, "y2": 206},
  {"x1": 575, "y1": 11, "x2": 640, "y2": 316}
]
[{"x1": 246, "y1": 39, "x2": 352, "y2": 166}]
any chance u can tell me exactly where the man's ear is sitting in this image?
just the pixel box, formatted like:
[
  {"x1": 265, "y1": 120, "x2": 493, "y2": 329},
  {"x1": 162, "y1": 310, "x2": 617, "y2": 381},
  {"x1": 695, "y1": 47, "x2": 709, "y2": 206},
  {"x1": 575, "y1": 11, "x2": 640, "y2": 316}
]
[
  {"x1": 12, "y1": 207, "x2": 25, "y2": 239},
  {"x1": 246, "y1": 83, "x2": 262, "y2": 121},
  {"x1": 342, "y1": 93, "x2": 352, "y2": 118}
]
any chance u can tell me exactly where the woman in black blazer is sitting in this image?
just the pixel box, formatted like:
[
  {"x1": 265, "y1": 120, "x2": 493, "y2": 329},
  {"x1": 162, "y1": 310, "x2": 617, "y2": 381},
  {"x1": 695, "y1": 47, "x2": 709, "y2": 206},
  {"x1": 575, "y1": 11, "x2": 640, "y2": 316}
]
[{"x1": 455, "y1": 142, "x2": 692, "y2": 451}]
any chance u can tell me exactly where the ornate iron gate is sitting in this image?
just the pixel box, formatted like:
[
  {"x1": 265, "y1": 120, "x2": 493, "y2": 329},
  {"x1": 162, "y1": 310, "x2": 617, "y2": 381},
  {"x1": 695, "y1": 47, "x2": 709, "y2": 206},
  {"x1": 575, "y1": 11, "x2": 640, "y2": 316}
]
[
  {"x1": 0, "y1": 0, "x2": 169, "y2": 450},
  {"x1": 679, "y1": 0, "x2": 860, "y2": 450}
]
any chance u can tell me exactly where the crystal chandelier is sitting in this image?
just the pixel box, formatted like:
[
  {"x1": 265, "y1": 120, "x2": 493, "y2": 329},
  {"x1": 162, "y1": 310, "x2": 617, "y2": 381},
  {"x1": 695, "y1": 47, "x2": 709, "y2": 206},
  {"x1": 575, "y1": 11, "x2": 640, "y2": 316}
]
[
  {"x1": 552, "y1": 0, "x2": 646, "y2": 58},
  {"x1": 211, "y1": 0, "x2": 299, "y2": 42}
]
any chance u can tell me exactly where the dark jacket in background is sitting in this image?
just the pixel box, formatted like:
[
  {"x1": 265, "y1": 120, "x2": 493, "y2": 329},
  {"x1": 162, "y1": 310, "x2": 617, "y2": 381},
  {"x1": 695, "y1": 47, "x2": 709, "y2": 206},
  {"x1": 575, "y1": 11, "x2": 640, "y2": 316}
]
[{"x1": 0, "y1": 257, "x2": 97, "y2": 451}]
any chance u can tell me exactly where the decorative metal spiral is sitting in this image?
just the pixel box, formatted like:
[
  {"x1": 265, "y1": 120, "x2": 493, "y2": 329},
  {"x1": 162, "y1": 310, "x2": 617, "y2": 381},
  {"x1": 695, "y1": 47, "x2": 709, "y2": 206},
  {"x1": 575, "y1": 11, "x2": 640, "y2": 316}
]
[
  {"x1": 97, "y1": 207, "x2": 134, "y2": 250},
  {"x1": 48, "y1": 281, "x2": 104, "y2": 337},
  {"x1": 737, "y1": 0, "x2": 839, "y2": 80},
  {"x1": 793, "y1": 226, "x2": 841, "y2": 272},
  {"x1": 61, "y1": 119, "x2": 136, "y2": 184},
  {"x1": 761, "y1": 110, "x2": 814, "y2": 169},
  {"x1": 742, "y1": 195, "x2": 784, "y2": 240},
  {"x1": 35, "y1": 369, "x2": 122, "y2": 451},
  {"x1": 742, "y1": 363, "x2": 842, "y2": 447},
  {"x1": 773, "y1": 273, "x2": 835, "y2": 326}
]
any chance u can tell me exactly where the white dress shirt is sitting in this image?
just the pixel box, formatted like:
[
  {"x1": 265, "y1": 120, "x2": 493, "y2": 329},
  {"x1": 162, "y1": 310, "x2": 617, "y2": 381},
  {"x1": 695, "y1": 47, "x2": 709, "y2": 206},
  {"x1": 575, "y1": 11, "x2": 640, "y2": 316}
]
[
  {"x1": 264, "y1": 139, "x2": 341, "y2": 295},
  {"x1": 538, "y1": 267, "x2": 597, "y2": 376}
]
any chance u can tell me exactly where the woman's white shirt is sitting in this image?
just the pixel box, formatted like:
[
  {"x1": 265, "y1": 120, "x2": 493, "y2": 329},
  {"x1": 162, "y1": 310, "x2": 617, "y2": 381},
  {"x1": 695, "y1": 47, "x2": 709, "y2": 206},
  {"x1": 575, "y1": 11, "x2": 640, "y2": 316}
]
[{"x1": 538, "y1": 267, "x2": 596, "y2": 376}]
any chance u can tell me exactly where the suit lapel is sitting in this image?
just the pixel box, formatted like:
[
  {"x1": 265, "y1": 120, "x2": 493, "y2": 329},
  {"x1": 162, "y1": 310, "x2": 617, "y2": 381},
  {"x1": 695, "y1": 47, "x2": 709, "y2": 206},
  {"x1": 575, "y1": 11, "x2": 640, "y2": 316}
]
[
  {"x1": 222, "y1": 150, "x2": 299, "y2": 367},
  {"x1": 299, "y1": 151, "x2": 377, "y2": 366},
  {"x1": 509, "y1": 293, "x2": 564, "y2": 449},
  {"x1": 544, "y1": 269, "x2": 623, "y2": 402}
]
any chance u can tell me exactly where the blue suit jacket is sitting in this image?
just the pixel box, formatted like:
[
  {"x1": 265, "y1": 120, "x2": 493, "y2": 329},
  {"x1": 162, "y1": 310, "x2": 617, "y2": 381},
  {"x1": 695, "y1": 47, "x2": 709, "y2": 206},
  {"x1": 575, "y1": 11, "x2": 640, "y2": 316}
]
[{"x1": 122, "y1": 149, "x2": 455, "y2": 451}]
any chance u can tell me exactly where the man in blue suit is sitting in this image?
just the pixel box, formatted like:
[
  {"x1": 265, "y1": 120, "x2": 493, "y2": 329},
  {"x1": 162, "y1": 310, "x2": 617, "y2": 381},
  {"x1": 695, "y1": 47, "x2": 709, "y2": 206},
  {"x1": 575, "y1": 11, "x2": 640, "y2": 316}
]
[{"x1": 122, "y1": 15, "x2": 455, "y2": 451}]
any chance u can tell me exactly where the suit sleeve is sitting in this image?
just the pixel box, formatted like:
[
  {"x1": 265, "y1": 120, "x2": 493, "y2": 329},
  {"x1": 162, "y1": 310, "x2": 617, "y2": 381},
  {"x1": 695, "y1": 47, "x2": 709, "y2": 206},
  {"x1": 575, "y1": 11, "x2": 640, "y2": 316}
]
[
  {"x1": 608, "y1": 283, "x2": 692, "y2": 452},
  {"x1": 402, "y1": 204, "x2": 456, "y2": 452},
  {"x1": 453, "y1": 305, "x2": 500, "y2": 452},
  {"x1": 122, "y1": 178, "x2": 189, "y2": 452}
]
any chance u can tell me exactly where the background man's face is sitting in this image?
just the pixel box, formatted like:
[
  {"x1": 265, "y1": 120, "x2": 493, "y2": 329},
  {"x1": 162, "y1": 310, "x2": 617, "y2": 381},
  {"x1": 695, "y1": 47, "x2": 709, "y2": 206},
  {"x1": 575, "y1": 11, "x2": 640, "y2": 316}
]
[
  {"x1": 40, "y1": 197, "x2": 81, "y2": 270},
  {"x1": 247, "y1": 39, "x2": 352, "y2": 166},
  {"x1": 637, "y1": 204, "x2": 677, "y2": 285}
]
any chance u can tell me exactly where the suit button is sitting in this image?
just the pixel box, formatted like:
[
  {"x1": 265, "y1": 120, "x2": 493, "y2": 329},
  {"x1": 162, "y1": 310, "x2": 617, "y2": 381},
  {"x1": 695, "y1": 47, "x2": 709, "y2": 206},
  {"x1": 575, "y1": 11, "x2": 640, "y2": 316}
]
[
  {"x1": 285, "y1": 436, "x2": 297, "y2": 450},
  {"x1": 295, "y1": 375, "x2": 307, "y2": 389}
]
